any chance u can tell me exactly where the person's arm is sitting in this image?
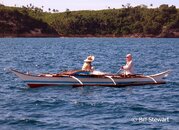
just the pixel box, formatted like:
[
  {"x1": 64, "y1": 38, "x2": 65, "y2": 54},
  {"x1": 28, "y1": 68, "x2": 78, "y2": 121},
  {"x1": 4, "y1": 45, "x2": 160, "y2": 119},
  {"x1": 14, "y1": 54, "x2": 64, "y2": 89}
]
[
  {"x1": 82, "y1": 63, "x2": 87, "y2": 70},
  {"x1": 123, "y1": 61, "x2": 132, "y2": 70}
]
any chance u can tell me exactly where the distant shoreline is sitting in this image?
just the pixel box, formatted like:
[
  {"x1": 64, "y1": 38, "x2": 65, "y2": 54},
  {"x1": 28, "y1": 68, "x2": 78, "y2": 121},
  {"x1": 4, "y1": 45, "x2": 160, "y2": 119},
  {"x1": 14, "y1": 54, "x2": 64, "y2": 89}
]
[
  {"x1": 1, "y1": 5, "x2": 179, "y2": 39},
  {"x1": 1, "y1": 33, "x2": 179, "y2": 38}
]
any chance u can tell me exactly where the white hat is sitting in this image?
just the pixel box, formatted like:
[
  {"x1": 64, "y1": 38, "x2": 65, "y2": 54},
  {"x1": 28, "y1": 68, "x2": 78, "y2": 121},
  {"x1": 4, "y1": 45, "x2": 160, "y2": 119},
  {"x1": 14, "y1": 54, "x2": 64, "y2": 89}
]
[
  {"x1": 126, "y1": 54, "x2": 132, "y2": 58},
  {"x1": 84, "y1": 55, "x2": 95, "y2": 62}
]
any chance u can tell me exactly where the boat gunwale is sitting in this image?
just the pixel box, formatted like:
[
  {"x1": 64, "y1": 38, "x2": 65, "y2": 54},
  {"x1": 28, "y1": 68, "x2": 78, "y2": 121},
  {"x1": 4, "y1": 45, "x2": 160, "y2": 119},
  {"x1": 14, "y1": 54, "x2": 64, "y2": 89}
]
[{"x1": 10, "y1": 69, "x2": 158, "y2": 79}]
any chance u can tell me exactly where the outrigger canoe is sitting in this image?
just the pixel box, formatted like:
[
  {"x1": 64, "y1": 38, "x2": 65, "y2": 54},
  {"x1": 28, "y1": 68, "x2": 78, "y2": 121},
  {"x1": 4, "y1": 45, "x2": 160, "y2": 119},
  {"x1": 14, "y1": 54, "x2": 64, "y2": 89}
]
[{"x1": 10, "y1": 69, "x2": 171, "y2": 88}]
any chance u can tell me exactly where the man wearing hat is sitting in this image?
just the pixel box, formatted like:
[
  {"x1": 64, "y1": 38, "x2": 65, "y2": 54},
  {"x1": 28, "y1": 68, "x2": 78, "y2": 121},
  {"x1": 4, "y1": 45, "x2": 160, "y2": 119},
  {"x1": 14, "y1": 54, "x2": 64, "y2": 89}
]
[
  {"x1": 82, "y1": 55, "x2": 95, "y2": 71},
  {"x1": 121, "y1": 54, "x2": 134, "y2": 75}
]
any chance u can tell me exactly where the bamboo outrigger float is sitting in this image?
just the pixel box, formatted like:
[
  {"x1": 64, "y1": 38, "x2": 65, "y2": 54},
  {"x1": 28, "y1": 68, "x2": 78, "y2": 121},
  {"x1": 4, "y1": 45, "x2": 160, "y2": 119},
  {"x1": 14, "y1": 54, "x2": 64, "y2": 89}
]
[{"x1": 10, "y1": 69, "x2": 171, "y2": 88}]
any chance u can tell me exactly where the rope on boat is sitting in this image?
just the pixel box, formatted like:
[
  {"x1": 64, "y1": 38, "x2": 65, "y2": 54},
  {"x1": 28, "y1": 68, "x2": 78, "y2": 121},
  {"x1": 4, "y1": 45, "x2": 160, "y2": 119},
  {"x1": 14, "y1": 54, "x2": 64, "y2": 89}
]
[
  {"x1": 105, "y1": 76, "x2": 116, "y2": 85},
  {"x1": 145, "y1": 76, "x2": 157, "y2": 83},
  {"x1": 70, "y1": 76, "x2": 83, "y2": 85}
]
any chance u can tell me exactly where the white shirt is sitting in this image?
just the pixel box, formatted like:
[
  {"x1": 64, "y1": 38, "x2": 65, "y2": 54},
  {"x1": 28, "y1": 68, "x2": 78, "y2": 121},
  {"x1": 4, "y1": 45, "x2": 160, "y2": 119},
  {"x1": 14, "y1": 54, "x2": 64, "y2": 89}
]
[{"x1": 123, "y1": 60, "x2": 134, "y2": 75}]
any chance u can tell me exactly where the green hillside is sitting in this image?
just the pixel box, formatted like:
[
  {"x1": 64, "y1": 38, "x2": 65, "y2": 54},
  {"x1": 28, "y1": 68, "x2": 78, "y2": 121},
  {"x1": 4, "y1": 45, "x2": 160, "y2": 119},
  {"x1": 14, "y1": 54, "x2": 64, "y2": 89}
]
[
  {"x1": 0, "y1": 5, "x2": 58, "y2": 37},
  {"x1": 0, "y1": 4, "x2": 179, "y2": 37}
]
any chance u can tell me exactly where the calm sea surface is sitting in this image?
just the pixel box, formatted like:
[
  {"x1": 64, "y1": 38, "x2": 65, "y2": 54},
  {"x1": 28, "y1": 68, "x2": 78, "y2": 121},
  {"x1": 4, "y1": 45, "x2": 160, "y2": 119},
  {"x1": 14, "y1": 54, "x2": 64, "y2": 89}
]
[{"x1": 0, "y1": 38, "x2": 179, "y2": 129}]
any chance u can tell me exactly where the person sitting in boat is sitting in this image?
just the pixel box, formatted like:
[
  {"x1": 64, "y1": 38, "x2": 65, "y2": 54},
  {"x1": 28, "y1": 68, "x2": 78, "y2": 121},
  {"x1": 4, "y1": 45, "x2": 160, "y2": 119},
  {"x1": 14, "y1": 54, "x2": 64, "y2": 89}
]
[
  {"x1": 121, "y1": 54, "x2": 134, "y2": 75},
  {"x1": 82, "y1": 55, "x2": 95, "y2": 71}
]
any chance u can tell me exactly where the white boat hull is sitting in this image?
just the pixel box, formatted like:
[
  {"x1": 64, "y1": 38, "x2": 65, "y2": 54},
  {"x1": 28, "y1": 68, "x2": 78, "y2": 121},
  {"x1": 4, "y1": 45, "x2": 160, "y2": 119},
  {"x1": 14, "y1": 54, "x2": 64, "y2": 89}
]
[{"x1": 10, "y1": 69, "x2": 171, "y2": 88}]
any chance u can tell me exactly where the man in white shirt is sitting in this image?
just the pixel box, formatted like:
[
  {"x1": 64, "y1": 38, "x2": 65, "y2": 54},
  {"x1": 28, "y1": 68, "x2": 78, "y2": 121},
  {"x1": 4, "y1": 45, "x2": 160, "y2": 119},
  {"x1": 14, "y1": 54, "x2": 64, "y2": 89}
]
[{"x1": 121, "y1": 54, "x2": 134, "y2": 75}]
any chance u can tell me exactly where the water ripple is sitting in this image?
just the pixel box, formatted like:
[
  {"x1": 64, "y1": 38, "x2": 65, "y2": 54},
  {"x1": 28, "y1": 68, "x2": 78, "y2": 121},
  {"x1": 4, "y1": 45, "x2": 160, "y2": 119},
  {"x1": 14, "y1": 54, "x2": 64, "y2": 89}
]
[{"x1": 0, "y1": 38, "x2": 178, "y2": 129}]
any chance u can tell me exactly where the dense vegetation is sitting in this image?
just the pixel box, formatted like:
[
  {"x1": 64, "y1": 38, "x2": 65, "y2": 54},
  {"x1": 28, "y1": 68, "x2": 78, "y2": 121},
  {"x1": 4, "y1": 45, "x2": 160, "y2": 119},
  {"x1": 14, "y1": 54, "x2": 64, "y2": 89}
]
[
  {"x1": 0, "y1": 4, "x2": 179, "y2": 37},
  {"x1": 0, "y1": 5, "x2": 57, "y2": 37}
]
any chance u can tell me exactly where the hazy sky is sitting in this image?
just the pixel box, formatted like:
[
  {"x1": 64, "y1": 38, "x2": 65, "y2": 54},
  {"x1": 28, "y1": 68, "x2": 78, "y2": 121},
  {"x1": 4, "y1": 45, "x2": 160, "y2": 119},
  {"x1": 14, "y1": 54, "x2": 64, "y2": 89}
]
[{"x1": 2, "y1": 0, "x2": 179, "y2": 12}]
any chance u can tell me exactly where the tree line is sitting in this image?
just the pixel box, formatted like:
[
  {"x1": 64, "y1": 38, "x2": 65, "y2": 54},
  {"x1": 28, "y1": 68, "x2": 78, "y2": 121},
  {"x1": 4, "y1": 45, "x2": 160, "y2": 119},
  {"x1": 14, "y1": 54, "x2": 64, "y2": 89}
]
[
  {"x1": 49, "y1": 4, "x2": 179, "y2": 36},
  {"x1": 0, "y1": 4, "x2": 179, "y2": 37}
]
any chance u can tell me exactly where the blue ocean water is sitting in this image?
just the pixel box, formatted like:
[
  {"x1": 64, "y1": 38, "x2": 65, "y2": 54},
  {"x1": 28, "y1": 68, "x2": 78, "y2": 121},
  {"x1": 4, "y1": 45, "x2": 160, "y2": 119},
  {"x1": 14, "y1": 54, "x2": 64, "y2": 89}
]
[{"x1": 0, "y1": 38, "x2": 179, "y2": 129}]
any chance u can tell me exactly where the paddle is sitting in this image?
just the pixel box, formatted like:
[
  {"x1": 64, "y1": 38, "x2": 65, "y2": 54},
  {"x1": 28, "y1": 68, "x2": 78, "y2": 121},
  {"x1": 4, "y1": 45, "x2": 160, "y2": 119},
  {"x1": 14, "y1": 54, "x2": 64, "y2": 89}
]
[{"x1": 116, "y1": 68, "x2": 122, "y2": 74}]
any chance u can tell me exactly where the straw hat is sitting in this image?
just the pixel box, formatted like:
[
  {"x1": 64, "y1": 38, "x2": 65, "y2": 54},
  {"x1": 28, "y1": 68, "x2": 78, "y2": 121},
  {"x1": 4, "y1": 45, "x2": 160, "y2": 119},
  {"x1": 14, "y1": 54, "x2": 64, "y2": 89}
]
[{"x1": 84, "y1": 55, "x2": 95, "y2": 62}]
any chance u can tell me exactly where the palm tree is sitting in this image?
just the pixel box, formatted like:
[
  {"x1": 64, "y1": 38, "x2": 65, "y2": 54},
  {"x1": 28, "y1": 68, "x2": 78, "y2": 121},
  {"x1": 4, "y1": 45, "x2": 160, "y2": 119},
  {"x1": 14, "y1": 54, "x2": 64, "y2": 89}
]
[
  {"x1": 66, "y1": 8, "x2": 71, "y2": 16},
  {"x1": 41, "y1": 6, "x2": 44, "y2": 12},
  {"x1": 31, "y1": 5, "x2": 34, "y2": 10},
  {"x1": 66, "y1": 8, "x2": 70, "y2": 12},
  {"x1": 126, "y1": 3, "x2": 131, "y2": 8}
]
